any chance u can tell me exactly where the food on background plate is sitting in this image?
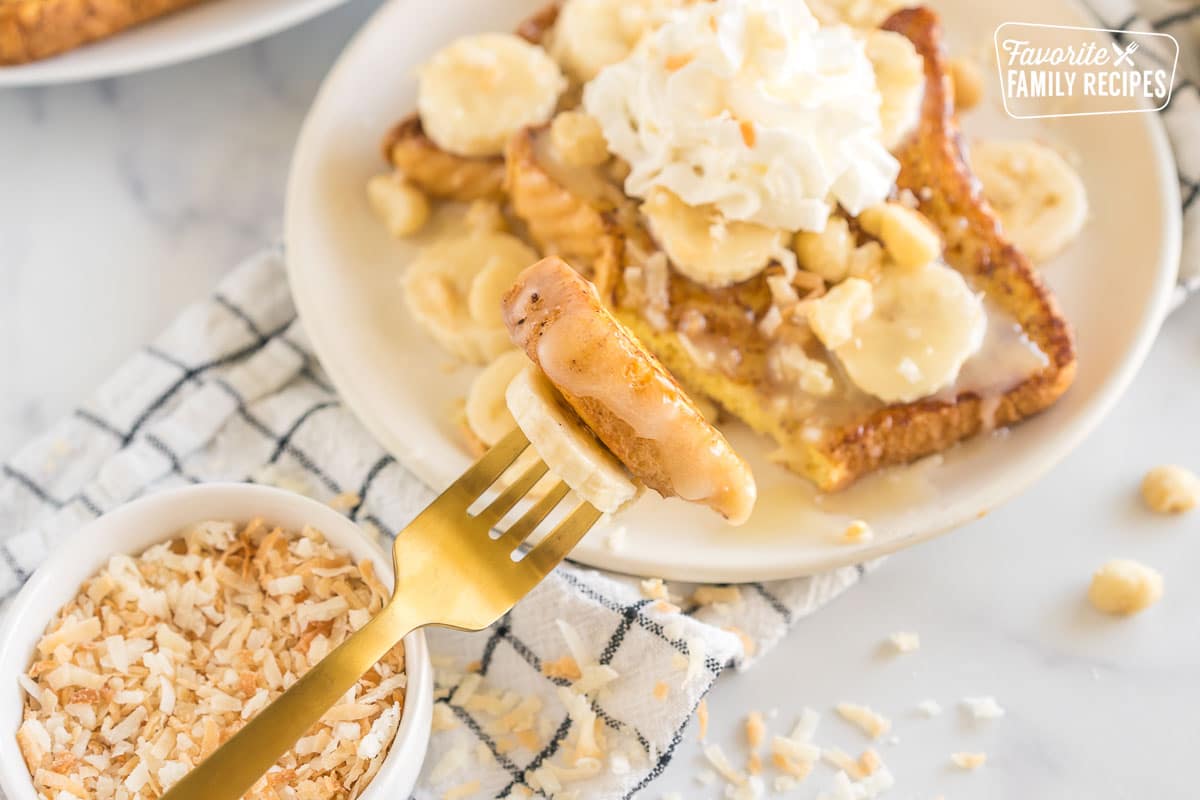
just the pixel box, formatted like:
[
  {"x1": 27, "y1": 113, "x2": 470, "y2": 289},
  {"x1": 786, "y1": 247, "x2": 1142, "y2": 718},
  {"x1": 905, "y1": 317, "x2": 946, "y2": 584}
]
[
  {"x1": 968, "y1": 139, "x2": 1088, "y2": 264},
  {"x1": 0, "y1": 0, "x2": 207, "y2": 65},
  {"x1": 17, "y1": 520, "x2": 406, "y2": 800},
  {"x1": 368, "y1": 0, "x2": 1087, "y2": 520},
  {"x1": 502, "y1": 256, "x2": 757, "y2": 523}
]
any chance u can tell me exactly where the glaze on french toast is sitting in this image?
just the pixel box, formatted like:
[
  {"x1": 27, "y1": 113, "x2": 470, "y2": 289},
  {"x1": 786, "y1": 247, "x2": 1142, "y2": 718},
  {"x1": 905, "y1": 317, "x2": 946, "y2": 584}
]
[{"x1": 502, "y1": 256, "x2": 758, "y2": 524}]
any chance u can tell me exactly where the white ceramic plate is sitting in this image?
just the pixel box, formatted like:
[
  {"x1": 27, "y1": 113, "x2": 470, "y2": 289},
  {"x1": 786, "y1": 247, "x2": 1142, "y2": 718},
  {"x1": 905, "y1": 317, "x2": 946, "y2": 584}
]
[
  {"x1": 285, "y1": 0, "x2": 1181, "y2": 581},
  {"x1": 0, "y1": 0, "x2": 346, "y2": 87}
]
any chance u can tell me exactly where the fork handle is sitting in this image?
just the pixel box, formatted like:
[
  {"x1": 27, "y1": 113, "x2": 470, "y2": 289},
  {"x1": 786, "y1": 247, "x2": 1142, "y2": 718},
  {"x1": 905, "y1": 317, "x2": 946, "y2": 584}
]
[{"x1": 161, "y1": 600, "x2": 419, "y2": 800}]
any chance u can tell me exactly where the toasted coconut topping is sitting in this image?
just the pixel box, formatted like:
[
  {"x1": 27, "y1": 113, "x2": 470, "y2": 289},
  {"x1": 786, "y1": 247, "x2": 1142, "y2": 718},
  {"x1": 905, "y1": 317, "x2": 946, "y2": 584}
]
[
  {"x1": 951, "y1": 751, "x2": 987, "y2": 770},
  {"x1": 835, "y1": 703, "x2": 891, "y2": 740},
  {"x1": 18, "y1": 520, "x2": 406, "y2": 800}
]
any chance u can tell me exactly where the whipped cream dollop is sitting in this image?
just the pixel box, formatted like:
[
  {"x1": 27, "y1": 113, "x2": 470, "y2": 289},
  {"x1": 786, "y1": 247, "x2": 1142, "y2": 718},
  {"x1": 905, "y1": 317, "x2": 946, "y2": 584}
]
[{"x1": 583, "y1": 0, "x2": 899, "y2": 232}]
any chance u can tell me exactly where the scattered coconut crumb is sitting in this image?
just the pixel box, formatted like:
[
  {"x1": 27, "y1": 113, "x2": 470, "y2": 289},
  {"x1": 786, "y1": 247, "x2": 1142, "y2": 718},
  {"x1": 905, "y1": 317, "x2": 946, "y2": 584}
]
[
  {"x1": 641, "y1": 578, "x2": 670, "y2": 601},
  {"x1": 962, "y1": 696, "x2": 1005, "y2": 720},
  {"x1": 888, "y1": 631, "x2": 920, "y2": 653},
  {"x1": 703, "y1": 743, "x2": 747, "y2": 787},
  {"x1": 691, "y1": 585, "x2": 743, "y2": 606},
  {"x1": 696, "y1": 699, "x2": 710, "y2": 741},
  {"x1": 917, "y1": 699, "x2": 942, "y2": 717},
  {"x1": 725, "y1": 625, "x2": 757, "y2": 659},
  {"x1": 745, "y1": 711, "x2": 766, "y2": 749},
  {"x1": 685, "y1": 636, "x2": 708, "y2": 685},
  {"x1": 951, "y1": 751, "x2": 987, "y2": 770},
  {"x1": 18, "y1": 519, "x2": 406, "y2": 800},
  {"x1": 836, "y1": 703, "x2": 891, "y2": 740},
  {"x1": 542, "y1": 655, "x2": 582, "y2": 682},
  {"x1": 817, "y1": 766, "x2": 895, "y2": 799},
  {"x1": 328, "y1": 491, "x2": 361, "y2": 513},
  {"x1": 432, "y1": 703, "x2": 458, "y2": 731},
  {"x1": 555, "y1": 618, "x2": 592, "y2": 669},
  {"x1": 443, "y1": 778, "x2": 481, "y2": 799}
]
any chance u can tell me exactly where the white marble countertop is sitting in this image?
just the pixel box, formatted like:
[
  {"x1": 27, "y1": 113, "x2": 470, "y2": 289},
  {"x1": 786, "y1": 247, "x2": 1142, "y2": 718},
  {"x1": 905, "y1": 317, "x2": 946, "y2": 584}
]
[{"x1": 2, "y1": 2, "x2": 1198, "y2": 797}]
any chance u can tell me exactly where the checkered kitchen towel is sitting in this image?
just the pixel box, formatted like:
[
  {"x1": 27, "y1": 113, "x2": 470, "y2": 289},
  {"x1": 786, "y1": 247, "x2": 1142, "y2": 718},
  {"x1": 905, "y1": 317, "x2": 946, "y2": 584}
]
[
  {"x1": 0, "y1": 250, "x2": 866, "y2": 799},
  {"x1": 1091, "y1": 0, "x2": 1200, "y2": 300},
  {"x1": 2, "y1": 3, "x2": 1198, "y2": 798}
]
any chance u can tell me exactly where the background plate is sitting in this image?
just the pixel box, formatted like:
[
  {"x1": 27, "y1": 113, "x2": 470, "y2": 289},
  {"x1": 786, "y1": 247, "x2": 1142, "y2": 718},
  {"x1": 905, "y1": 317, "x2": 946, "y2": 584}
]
[
  {"x1": 285, "y1": 0, "x2": 1180, "y2": 581},
  {"x1": 0, "y1": 0, "x2": 347, "y2": 87}
]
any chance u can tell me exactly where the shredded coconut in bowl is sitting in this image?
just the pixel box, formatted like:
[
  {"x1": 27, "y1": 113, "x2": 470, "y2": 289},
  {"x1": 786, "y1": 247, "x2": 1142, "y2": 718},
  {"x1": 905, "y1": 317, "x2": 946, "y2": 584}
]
[{"x1": 16, "y1": 519, "x2": 407, "y2": 800}]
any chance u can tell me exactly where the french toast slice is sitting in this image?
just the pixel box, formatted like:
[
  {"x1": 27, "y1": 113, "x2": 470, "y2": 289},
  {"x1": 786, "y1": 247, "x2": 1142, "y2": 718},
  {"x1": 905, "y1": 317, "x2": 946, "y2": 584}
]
[
  {"x1": 502, "y1": 255, "x2": 757, "y2": 524},
  {"x1": 504, "y1": 6, "x2": 1077, "y2": 491},
  {"x1": 379, "y1": 3, "x2": 561, "y2": 202},
  {"x1": 0, "y1": 0, "x2": 204, "y2": 65}
]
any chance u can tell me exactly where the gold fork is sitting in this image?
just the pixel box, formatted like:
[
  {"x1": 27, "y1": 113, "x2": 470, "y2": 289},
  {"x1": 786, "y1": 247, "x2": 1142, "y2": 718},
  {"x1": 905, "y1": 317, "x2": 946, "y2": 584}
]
[{"x1": 161, "y1": 428, "x2": 601, "y2": 800}]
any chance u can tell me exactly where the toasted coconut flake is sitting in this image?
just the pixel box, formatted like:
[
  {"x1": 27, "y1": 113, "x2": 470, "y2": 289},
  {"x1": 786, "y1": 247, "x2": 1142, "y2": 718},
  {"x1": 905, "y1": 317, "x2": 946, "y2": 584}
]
[
  {"x1": 744, "y1": 711, "x2": 766, "y2": 749},
  {"x1": 640, "y1": 578, "x2": 669, "y2": 601},
  {"x1": 962, "y1": 696, "x2": 1005, "y2": 720},
  {"x1": 20, "y1": 521, "x2": 406, "y2": 799},
  {"x1": 542, "y1": 656, "x2": 582, "y2": 682},
  {"x1": 916, "y1": 699, "x2": 942, "y2": 717},
  {"x1": 443, "y1": 778, "x2": 481, "y2": 799},
  {"x1": 951, "y1": 751, "x2": 987, "y2": 770},
  {"x1": 685, "y1": 637, "x2": 707, "y2": 685},
  {"x1": 555, "y1": 618, "x2": 591, "y2": 669},
  {"x1": 690, "y1": 586, "x2": 742, "y2": 606},
  {"x1": 703, "y1": 743, "x2": 747, "y2": 787},
  {"x1": 835, "y1": 703, "x2": 891, "y2": 740}
]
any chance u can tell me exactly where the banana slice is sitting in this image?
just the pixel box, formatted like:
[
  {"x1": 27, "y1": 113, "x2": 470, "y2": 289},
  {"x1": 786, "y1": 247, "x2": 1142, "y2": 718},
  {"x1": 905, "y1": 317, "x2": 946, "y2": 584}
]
[
  {"x1": 812, "y1": 263, "x2": 986, "y2": 403},
  {"x1": 403, "y1": 231, "x2": 539, "y2": 364},
  {"x1": 642, "y1": 189, "x2": 790, "y2": 288},
  {"x1": 550, "y1": 0, "x2": 685, "y2": 83},
  {"x1": 968, "y1": 139, "x2": 1088, "y2": 263},
  {"x1": 466, "y1": 351, "x2": 532, "y2": 446},
  {"x1": 506, "y1": 364, "x2": 639, "y2": 513},
  {"x1": 864, "y1": 30, "x2": 925, "y2": 151},
  {"x1": 418, "y1": 33, "x2": 566, "y2": 157}
]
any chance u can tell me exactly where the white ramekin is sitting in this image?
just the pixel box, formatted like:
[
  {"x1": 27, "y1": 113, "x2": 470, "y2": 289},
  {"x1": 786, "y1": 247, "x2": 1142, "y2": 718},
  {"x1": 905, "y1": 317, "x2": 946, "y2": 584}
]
[{"x1": 0, "y1": 483, "x2": 432, "y2": 800}]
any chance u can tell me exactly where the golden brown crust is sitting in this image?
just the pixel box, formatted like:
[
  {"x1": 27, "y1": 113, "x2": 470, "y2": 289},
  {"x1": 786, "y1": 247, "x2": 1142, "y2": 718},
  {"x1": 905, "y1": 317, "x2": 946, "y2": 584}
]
[
  {"x1": 505, "y1": 127, "x2": 624, "y2": 299},
  {"x1": 0, "y1": 0, "x2": 203, "y2": 65},
  {"x1": 806, "y1": 7, "x2": 1076, "y2": 489},
  {"x1": 505, "y1": 6, "x2": 1077, "y2": 492},
  {"x1": 382, "y1": 116, "x2": 507, "y2": 201},
  {"x1": 377, "y1": 2, "x2": 561, "y2": 201},
  {"x1": 514, "y1": 1, "x2": 559, "y2": 44},
  {"x1": 502, "y1": 257, "x2": 696, "y2": 500}
]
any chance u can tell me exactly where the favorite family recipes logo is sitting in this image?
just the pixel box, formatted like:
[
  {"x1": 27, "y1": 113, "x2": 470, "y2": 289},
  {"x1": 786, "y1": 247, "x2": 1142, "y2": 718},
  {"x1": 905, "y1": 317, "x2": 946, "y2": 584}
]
[{"x1": 994, "y1": 22, "x2": 1179, "y2": 118}]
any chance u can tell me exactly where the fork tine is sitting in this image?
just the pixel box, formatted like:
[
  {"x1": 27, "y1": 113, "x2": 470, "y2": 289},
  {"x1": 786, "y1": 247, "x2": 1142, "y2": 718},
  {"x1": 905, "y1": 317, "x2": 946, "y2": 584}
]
[
  {"x1": 494, "y1": 480, "x2": 570, "y2": 552},
  {"x1": 448, "y1": 427, "x2": 530, "y2": 499},
  {"x1": 521, "y1": 501, "x2": 604, "y2": 574},
  {"x1": 475, "y1": 459, "x2": 550, "y2": 530}
]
